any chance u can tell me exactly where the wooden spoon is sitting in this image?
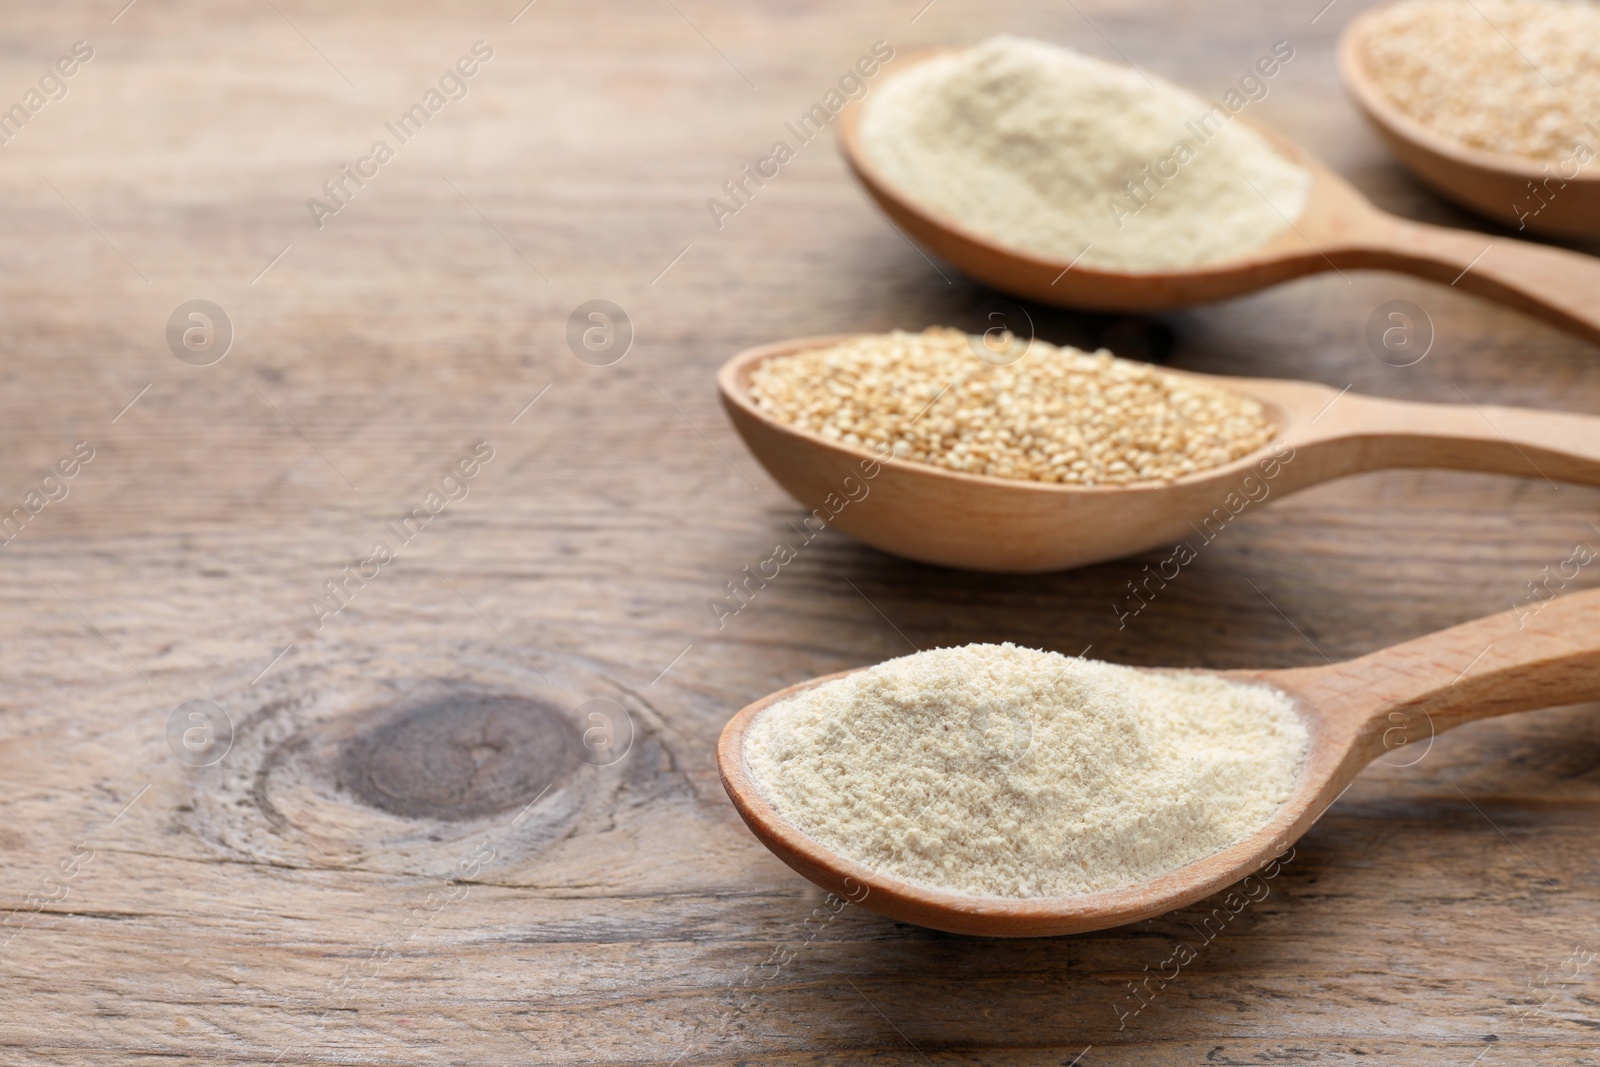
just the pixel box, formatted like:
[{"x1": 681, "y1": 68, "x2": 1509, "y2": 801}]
[
  {"x1": 1340, "y1": 7, "x2": 1600, "y2": 241},
  {"x1": 837, "y1": 51, "x2": 1600, "y2": 345},
  {"x1": 719, "y1": 335, "x2": 1600, "y2": 573},
  {"x1": 718, "y1": 588, "x2": 1600, "y2": 936}
]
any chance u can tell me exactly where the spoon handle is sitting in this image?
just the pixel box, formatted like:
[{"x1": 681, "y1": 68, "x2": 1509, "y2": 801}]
[
  {"x1": 1276, "y1": 587, "x2": 1600, "y2": 757},
  {"x1": 1298, "y1": 390, "x2": 1600, "y2": 487},
  {"x1": 1360, "y1": 215, "x2": 1600, "y2": 346}
]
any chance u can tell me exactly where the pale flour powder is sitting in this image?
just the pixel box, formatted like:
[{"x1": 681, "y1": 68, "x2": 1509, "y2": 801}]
[
  {"x1": 857, "y1": 36, "x2": 1312, "y2": 272},
  {"x1": 744, "y1": 643, "x2": 1307, "y2": 898}
]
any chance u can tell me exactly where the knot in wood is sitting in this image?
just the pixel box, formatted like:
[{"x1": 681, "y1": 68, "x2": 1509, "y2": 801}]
[{"x1": 337, "y1": 693, "x2": 576, "y2": 821}]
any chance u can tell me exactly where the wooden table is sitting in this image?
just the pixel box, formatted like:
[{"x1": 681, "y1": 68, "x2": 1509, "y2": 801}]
[{"x1": 3, "y1": 0, "x2": 1598, "y2": 1062}]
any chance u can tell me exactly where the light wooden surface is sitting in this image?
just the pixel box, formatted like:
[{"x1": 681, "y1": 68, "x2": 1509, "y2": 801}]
[{"x1": 3, "y1": 0, "x2": 1600, "y2": 1064}]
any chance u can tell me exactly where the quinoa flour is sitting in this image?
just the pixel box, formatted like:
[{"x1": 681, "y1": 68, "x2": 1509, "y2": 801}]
[
  {"x1": 857, "y1": 36, "x2": 1312, "y2": 272},
  {"x1": 744, "y1": 643, "x2": 1308, "y2": 898}
]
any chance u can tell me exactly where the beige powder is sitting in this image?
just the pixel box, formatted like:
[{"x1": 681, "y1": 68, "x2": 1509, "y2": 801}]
[
  {"x1": 857, "y1": 36, "x2": 1312, "y2": 272},
  {"x1": 744, "y1": 643, "x2": 1307, "y2": 898},
  {"x1": 748, "y1": 328, "x2": 1275, "y2": 485},
  {"x1": 1358, "y1": 0, "x2": 1600, "y2": 161}
]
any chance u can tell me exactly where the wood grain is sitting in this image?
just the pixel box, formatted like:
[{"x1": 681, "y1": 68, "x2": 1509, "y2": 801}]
[{"x1": 1, "y1": 0, "x2": 1599, "y2": 1063}]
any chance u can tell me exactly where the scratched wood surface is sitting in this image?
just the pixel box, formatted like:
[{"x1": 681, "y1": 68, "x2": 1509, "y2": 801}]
[{"x1": 2, "y1": 0, "x2": 1599, "y2": 1063}]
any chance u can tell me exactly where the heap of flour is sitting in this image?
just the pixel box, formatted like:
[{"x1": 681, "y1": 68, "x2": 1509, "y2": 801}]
[
  {"x1": 744, "y1": 643, "x2": 1307, "y2": 898},
  {"x1": 857, "y1": 36, "x2": 1311, "y2": 272}
]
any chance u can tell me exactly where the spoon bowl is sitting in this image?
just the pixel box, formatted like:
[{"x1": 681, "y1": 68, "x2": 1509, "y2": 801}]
[
  {"x1": 1339, "y1": 6, "x2": 1600, "y2": 241},
  {"x1": 838, "y1": 49, "x2": 1600, "y2": 344},
  {"x1": 718, "y1": 588, "x2": 1600, "y2": 936},
  {"x1": 719, "y1": 334, "x2": 1600, "y2": 572}
]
